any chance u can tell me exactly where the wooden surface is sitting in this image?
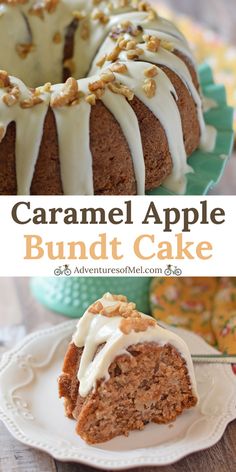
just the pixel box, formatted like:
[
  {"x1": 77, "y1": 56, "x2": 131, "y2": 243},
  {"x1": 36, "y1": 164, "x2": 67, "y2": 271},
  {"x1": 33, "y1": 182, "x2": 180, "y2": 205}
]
[{"x1": 0, "y1": 278, "x2": 236, "y2": 472}]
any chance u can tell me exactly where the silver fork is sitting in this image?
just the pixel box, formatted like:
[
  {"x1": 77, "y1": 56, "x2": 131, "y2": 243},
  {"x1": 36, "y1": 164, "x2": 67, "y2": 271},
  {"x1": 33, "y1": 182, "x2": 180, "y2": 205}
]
[{"x1": 192, "y1": 354, "x2": 236, "y2": 364}]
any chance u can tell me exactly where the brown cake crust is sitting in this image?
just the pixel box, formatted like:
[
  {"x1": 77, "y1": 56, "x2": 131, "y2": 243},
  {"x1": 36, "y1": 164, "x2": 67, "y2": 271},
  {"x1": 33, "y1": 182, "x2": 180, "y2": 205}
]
[{"x1": 58, "y1": 341, "x2": 197, "y2": 444}]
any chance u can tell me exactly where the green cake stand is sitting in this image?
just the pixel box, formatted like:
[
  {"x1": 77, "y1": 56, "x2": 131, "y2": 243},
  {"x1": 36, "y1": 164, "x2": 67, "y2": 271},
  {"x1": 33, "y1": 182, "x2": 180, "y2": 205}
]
[
  {"x1": 148, "y1": 63, "x2": 234, "y2": 196},
  {"x1": 31, "y1": 277, "x2": 152, "y2": 318}
]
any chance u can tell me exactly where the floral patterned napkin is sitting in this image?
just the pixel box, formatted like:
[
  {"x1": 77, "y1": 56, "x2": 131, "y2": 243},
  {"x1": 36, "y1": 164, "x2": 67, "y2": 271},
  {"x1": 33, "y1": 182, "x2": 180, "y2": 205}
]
[{"x1": 150, "y1": 277, "x2": 236, "y2": 355}]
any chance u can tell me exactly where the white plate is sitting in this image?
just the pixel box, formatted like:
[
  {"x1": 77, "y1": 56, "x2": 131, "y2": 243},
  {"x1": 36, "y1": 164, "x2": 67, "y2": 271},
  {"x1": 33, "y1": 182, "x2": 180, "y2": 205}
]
[{"x1": 0, "y1": 321, "x2": 235, "y2": 470}]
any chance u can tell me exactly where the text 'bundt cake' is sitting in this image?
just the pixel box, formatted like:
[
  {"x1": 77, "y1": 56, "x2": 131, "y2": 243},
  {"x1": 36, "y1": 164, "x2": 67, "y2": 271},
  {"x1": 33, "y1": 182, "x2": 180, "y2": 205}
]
[
  {"x1": 0, "y1": 0, "x2": 208, "y2": 196},
  {"x1": 58, "y1": 292, "x2": 198, "y2": 444}
]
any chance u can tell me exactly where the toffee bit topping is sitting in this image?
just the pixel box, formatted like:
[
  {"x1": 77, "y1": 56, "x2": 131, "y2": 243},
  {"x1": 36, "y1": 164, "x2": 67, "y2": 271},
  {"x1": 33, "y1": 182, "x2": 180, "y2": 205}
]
[
  {"x1": 28, "y1": 0, "x2": 58, "y2": 18},
  {"x1": 88, "y1": 79, "x2": 105, "y2": 92},
  {"x1": 72, "y1": 10, "x2": 86, "y2": 21},
  {"x1": 2, "y1": 86, "x2": 20, "y2": 107},
  {"x1": 0, "y1": 125, "x2": 5, "y2": 143},
  {"x1": 143, "y1": 34, "x2": 161, "y2": 53},
  {"x1": 53, "y1": 32, "x2": 62, "y2": 44},
  {"x1": 15, "y1": 43, "x2": 35, "y2": 59},
  {"x1": 88, "y1": 294, "x2": 140, "y2": 319},
  {"x1": 108, "y1": 81, "x2": 134, "y2": 101},
  {"x1": 109, "y1": 22, "x2": 143, "y2": 41},
  {"x1": 100, "y1": 71, "x2": 115, "y2": 83},
  {"x1": 142, "y1": 78, "x2": 156, "y2": 98},
  {"x1": 50, "y1": 77, "x2": 79, "y2": 108},
  {"x1": 42, "y1": 82, "x2": 51, "y2": 93},
  {"x1": 120, "y1": 317, "x2": 156, "y2": 335},
  {"x1": 63, "y1": 58, "x2": 76, "y2": 74},
  {"x1": 126, "y1": 47, "x2": 143, "y2": 60},
  {"x1": 100, "y1": 303, "x2": 122, "y2": 317},
  {"x1": 137, "y1": 0, "x2": 158, "y2": 19},
  {"x1": 112, "y1": 294, "x2": 128, "y2": 302},
  {"x1": 96, "y1": 54, "x2": 107, "y2": 68},
  {"x1": 0, "y1": 70, "x2": 10, "y2": 88},
  {"x1": 91, "y1": 8, "x2": 109, "y2": 24},
  {"x1": 28, "y1": 3, "x2": 44, "y2": 19},
  {"x1": 144, "y1": 65, "x2": 158, "y2": 78},
  {"x1": 89, "y1": 301, "x2": 104, "y2": 314},
  {"x1": 109, "y1": 62, "x2": 128, "y2": 74},
  {"x1": 107, "y1": 45, "x2": 121, "y2": 62},
  {"x1": 85, "y1": 93, "x2": 97, "y2": 105},
  {"x1": 44, "y1": 0, "x2": 59, "y2": 13},
  {"x1": 20, "y1": 96, "x2": 44, "y2": 108},
  {"x1": 80, "y1": 19, "x2": 90, "y2": 40}
]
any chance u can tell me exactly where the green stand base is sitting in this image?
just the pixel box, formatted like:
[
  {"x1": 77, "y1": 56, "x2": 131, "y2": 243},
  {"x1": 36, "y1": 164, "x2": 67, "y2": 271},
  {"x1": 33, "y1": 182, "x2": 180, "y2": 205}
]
[{"x1": 31, "y1": 277, "x2": 152, "y2": 318}]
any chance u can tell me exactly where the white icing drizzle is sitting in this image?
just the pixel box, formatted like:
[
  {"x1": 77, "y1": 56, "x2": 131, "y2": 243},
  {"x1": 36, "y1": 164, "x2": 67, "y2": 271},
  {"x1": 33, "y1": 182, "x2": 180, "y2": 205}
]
[
  {"x1": 202, "y1": 96, "x2": 218, "y2": 112},
  {"x1": 0, "y1": 76, "x2": 50, "y2": 194},
  {"x1": 102, "y1": 89, "x2": 145, "y2": 195},
  {"x1": 200, "y1": 125, "x2": 217, "y2": 153},
  {"x1": 72, "y1": 293, "x2": 198, "y2": 399},
  {"x1": 0, "y1": 1, "x2": 206, "y2": 195}
]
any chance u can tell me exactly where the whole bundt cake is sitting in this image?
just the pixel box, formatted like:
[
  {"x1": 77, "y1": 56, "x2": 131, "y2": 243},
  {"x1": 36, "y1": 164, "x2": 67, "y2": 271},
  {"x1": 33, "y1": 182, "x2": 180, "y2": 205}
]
[
  {"x1": 0, "y1": 0, "x2": 206, "y2": 195},
  {"x1": 58, "y1": 293, "x2": 198, "y2": 444}
]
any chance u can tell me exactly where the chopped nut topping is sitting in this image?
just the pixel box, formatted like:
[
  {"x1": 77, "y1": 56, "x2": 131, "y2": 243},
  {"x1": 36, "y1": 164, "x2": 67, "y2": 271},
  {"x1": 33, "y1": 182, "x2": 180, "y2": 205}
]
[
  {"x1": 126, "y1": 39, "x2": 137, "y2": 50},
  {"x1": 72, "y1": 10, "x2": 86, "y2": 21},
  {"x1": 96, "y1": 54, "x2": 107, "y2": 68},
  {"x1": 0, "y1": 125, "x2": 5, "y2": 143},
  {"x1": 144, "y1": 65, "x2": 158, "y2": 78},
  {"x1": 109, "y1": 22, "x2": 143, "y2": 41},
  {"x1": 28, "y1": 4, "x2": 44, "y2": 19},
  {"x1": 100, "y1": 71, "x2": 115, "y2": 83},
  {"x1": 50, "y1": 77, "x2": 79, "y2": 108},
  {"x1": 113, "y1": 294, "x2": 128, "y2": 302},
  {"x1": 142, "y1": 78, "x2": 156, "y2": 98},
  {"x1": 2, "y1": 86, "x2": 20, "y2": 107},
  {"x1": 15, "y1": 43, "x2": 35, "y2": 59},
  {"x1": 143, "y1": 34, "x2": 161, "y2": 53},
  {"x1": 120, "y1": 317, "x2": 156, "y2": 335},
  {"x1": 80, "y1": 19, "x2": 90, "y2": 40},
  {"x1": 44, "y1": 0, "x2": 58, "y2": 13},
  {"x1": 88, "y1": 79, "x2": 105, "y2": 92},
  {"x1": 85, "y1": 94, "x2": 97, "y2": 105},
  {"x1": 20, "y1": 96, "x2": 44, "y2": 108},
  {"x1": 89, "y1": 301, "x2": 104, "y2": 314},
  {"x1": 42, "y1": 82, "x2": 52, "y2": 93},
  {"x1": 126, "y1": 47, "x2": 144, "y2": 60},
  {"x1": 108, "y1": 81, "x2": 134, "y2": 101},
  {"x1": 100, "y1": 303, "x2": 122, "y2": 317},
  {"x1": 53, "y1": 32, "x2": 62, "y2": 44},
  {"x1": 63, "y1": 58, "x2": 76, "y2": 74},
  {"x1": 118, "y1": 38, "x2": 128, "y2": 50},
  {"x1": 109, "y1": 62, "x2": 128, "y2": 74},
  {"x1": 0, "y1": 70, "x2": 10, "y2": 88},
  {"x1": 91, "y1": 8, "x2": 109, "y2": 24},
  {"x1": 107, "y1": 45, "x2": 121, "y2": 62}
]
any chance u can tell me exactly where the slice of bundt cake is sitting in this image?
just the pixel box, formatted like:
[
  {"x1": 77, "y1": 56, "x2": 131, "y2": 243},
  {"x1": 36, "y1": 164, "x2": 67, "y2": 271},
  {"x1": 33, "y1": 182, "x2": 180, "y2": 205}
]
[
  {"x1": 0, "y1": 1, "x2": 207, "y2": 195},
  {"x1": 58, "y1": 293, "x2": 198, "y2": 444}
]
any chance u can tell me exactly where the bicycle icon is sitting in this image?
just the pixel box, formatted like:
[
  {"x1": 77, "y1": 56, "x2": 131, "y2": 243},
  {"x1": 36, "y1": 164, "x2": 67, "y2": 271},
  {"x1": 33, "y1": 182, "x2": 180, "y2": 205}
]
[
  {"x1": 164, "y1": 264, "x2": 182, "y2": 276},
  {"x1": 54, "y1": 265, "x2": 72, "y2": 277}
]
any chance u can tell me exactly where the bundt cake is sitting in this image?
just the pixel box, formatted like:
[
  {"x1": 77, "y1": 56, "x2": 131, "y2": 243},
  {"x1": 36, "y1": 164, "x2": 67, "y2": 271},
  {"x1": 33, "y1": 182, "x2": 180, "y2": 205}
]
[
  {"x1": 0, "y1": 0, "x2": 207, "y2": 195},
  {"x1": 58, "y1": 292, "x2": 198, "y2": 444}
]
